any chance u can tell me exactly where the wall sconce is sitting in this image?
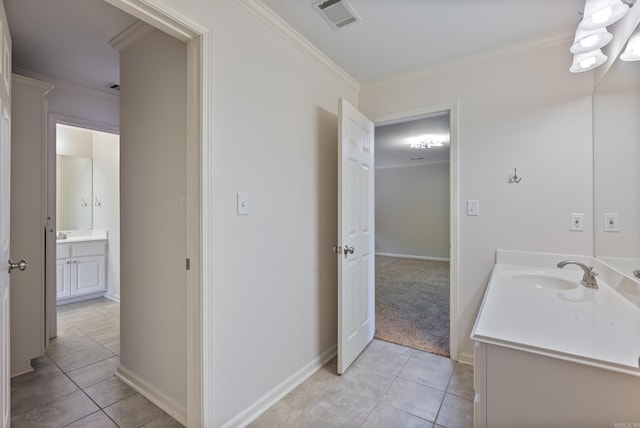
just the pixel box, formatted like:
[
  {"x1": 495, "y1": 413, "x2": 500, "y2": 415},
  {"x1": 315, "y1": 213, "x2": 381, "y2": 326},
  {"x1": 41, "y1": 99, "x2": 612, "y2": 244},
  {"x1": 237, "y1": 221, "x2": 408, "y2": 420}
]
[{"x1": 570, "y1": 0, "x2": 632, "y2": 72}]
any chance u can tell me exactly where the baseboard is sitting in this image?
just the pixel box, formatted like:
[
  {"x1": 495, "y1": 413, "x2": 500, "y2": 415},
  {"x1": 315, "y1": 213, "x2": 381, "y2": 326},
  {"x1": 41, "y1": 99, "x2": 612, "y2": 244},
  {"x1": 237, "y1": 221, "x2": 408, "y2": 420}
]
[
  {"x1": 221, "y1": 344, "x2": 338, "y2": 428},
  {"x1": 116, "y1": 365, "x2": 187, "y2": 425},
  {"x1": 457, "y1": 351, "x2": 474, "y2": 366},
  {"x1": 104, "y1": 292, "x2": 120, "y2": 303},
  {"x1": 376, "y1": 252, "x2": 450, "y2": 262},
  {"x1": 56, "y1": 291, "x2": 106, "y2": 306}
]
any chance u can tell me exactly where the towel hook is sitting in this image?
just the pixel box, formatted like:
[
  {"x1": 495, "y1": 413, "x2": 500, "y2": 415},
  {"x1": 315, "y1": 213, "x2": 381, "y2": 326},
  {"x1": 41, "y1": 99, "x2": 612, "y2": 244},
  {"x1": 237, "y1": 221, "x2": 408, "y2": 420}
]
[{"x1": 508, "y1": 168, "x2": 522, "y2": 184}]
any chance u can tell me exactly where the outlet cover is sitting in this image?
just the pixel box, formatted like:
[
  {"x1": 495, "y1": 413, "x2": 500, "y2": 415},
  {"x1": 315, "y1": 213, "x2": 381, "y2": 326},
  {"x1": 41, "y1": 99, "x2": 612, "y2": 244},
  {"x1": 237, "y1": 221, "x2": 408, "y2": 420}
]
[
  {"x1": 570, "y1": 213, "x2": 584, "y2": 231},
  {"x1": 604, "y1": 213, "x2": 619, "y2": 232}
]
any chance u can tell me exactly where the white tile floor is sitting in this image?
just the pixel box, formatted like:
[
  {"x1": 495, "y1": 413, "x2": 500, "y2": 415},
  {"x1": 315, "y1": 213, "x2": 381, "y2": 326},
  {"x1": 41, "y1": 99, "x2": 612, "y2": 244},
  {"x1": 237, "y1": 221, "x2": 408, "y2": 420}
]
[{"x1": 249, "y1": 339, "x2": 474, "y2": 428}]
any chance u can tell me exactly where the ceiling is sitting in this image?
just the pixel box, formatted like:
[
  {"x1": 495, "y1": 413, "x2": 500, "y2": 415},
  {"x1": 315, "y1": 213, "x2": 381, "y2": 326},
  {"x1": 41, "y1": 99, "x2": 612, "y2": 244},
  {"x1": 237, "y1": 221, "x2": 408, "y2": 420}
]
[{"x1": 4, "y1": 0, "x2": 585, "y2": 164}]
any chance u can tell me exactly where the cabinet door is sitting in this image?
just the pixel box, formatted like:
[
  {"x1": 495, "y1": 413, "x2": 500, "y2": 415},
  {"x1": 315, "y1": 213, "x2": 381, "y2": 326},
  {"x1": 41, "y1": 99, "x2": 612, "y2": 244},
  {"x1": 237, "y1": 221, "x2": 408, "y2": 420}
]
[
  {"x1": 56, "y1": 259, "x2": 71, "y2": 299},
  {"x1": 71, "y1": 255, "x2": 105, "y2": 296}
]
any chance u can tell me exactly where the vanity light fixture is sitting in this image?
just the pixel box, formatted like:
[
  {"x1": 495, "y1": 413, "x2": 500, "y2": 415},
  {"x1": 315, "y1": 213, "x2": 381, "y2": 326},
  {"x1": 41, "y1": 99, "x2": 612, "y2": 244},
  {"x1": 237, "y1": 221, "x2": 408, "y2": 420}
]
[
  {"x1": 620, "y1": 29, "x2": 640, "y2": 60},
  {"x1": 570, "y1": 48, "x2": 608, "y2": 72},
  {"x1": 570, "y1": 26, "x2": 613, "y2": 53},
  {"x1": 580, "y1": 0, "x2": 629, "y2": 30},
  {"x1": 410, "y1": 140, "x2": 445, "y2": 149}
]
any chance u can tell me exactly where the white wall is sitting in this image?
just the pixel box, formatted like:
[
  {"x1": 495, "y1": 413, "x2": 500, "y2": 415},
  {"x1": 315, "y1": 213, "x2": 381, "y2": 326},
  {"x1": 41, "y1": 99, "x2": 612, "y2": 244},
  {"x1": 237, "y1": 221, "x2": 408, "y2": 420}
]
[
  {"x1": 92, "y1": 132, "x2": 120, "y2": 299},
  {"x1": 593, "y1": 58, "x2": 640, "y2": 260},
  {"x1": 360, "y1": 43, "x2": 594, "y2": 359},
  {"x1": 376, "y1": 162, "x2": 450, "y2": 259},
  {"x1": 119, "y1": 28, "x2": 188, "y2": 417}
]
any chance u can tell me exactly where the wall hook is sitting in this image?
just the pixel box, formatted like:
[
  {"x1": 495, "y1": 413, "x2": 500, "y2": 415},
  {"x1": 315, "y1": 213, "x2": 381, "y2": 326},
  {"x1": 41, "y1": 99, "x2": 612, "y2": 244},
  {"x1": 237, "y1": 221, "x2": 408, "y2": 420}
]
[
  {"x1": 94, "y1": 197, "x2": 102, "y2": 207},
  {"x1": 508, "y1": 168, "x2": 522, "y2": 184},
  {"x1": 81, "y1": 197, "x2": 88, "y2": 207}
]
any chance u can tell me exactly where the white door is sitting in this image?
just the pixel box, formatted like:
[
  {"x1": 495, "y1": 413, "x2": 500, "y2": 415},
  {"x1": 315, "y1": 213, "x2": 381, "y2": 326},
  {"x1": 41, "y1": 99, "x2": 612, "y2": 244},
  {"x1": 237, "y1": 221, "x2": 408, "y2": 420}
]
[
  {"x1": 337, "y1": 98, "x2": 375, "y2": 374},
  {"x1": 0, "y1": 1, "x2": 11, "y2": 425}
]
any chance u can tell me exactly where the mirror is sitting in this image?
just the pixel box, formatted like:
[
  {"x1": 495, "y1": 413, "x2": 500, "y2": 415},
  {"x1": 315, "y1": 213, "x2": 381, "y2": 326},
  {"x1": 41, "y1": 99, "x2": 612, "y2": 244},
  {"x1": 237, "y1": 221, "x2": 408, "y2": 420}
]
[
  {"x1": 593, "y1": 26, "x2": 640, "y2": 278},
  {"x1": 56, "y1": 155, "x2": 92, "y2": 230}
]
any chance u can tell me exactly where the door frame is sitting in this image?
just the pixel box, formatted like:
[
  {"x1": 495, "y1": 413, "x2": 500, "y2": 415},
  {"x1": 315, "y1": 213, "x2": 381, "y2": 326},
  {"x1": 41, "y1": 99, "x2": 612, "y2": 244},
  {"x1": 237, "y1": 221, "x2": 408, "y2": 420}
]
[
  {"x1": 103, "y1": 1, "x2": 212, "y2": 426},
  {"x1": 372, "y1": 101, "x2": 460, "y2": 361}
]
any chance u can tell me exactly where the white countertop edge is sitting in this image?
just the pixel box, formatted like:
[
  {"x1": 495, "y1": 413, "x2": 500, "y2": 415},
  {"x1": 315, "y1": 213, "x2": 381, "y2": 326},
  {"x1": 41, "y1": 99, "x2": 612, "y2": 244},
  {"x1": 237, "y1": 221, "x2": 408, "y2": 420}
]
[
  {"x1": 471, "y1": 333, "x2": 640, "y2": 378},
  {"x1": 496, "y1": 249, "x2": 591, "y2": 268},
  {"x1": 56, "y1": 236, "x2": 107, "y2": 243}
]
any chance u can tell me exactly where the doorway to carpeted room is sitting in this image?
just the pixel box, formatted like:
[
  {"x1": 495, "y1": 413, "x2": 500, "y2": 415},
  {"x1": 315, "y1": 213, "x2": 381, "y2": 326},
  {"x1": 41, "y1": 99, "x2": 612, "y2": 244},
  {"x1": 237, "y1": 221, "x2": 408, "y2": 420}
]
[{"x1": 374, "y1": 111, "x2": 451, "y2": 357}]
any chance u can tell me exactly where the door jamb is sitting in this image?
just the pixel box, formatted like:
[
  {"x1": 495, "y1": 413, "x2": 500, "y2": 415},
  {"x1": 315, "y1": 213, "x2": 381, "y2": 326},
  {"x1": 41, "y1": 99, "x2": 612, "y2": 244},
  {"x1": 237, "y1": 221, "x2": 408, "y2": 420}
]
[
  {"x1": 102, "y1": 1, "x2": 213, "y2": 426},
  {"x1": 372, "y1": 101, "x2": 460, "y2": 362}
]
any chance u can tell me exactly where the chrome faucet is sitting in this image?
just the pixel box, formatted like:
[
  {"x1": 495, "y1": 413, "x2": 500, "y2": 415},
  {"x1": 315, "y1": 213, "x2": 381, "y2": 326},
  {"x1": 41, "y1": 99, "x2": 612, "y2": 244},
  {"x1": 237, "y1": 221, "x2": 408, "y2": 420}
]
[{"x1": 557, "y1": 260, "x2": 598, "y2": 289}]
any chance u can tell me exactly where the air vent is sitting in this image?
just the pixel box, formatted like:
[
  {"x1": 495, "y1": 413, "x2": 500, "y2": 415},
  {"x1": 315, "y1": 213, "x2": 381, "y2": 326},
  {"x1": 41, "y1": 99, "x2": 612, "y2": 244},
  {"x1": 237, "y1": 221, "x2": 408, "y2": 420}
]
[
  {"x1": 107, "y1": 82, "x2": 120, "y2": 91},
  {"x1": 314, "y1": 0, "x2": 360, "y2": 29}
]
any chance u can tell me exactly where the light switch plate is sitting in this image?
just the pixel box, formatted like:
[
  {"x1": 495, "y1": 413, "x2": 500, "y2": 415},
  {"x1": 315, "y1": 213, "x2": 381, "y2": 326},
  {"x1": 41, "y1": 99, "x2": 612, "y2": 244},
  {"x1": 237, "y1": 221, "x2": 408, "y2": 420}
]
[
  {"x1": 467, "y1": 200, "x2": 479, "y2": 216},
  {"x1": 237, "y1": 192, "x2": 249, "y2": 215}
]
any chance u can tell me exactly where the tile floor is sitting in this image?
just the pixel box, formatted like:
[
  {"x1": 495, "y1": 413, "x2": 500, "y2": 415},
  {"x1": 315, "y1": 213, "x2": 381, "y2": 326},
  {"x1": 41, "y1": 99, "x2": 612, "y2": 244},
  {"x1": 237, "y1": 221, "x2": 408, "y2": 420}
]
[
  {"x1": 11, "y1": 298, "x2": 183, "y2": 428},
  {"x1": 249, "y1": 339, "x2": 474, "y2": 428}
]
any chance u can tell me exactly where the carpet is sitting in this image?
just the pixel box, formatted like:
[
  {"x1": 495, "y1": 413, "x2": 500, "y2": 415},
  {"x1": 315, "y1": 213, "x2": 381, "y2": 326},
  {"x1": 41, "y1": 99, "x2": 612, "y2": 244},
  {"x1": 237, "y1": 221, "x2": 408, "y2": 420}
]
[{"x1": 375, "y1": 256, "x2": 450, "y2": 357}]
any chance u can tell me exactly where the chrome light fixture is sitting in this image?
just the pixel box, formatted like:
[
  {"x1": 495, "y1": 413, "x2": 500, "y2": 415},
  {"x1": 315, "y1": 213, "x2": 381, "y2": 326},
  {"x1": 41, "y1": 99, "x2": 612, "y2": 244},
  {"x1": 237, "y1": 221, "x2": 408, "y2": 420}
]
[
  {"x1": 580, "y1": 0, "x2": 629, "y2": 30},
  {"x1": 620, "y1": 29, "x2": 640, "y2": 60}
]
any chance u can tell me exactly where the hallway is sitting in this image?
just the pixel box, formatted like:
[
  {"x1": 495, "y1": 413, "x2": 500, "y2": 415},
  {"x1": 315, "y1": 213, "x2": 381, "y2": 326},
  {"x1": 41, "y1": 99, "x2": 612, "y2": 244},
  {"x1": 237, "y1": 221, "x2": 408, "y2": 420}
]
[{"x1": 11, "y1": 298, "x2": 182, "y2": 427}]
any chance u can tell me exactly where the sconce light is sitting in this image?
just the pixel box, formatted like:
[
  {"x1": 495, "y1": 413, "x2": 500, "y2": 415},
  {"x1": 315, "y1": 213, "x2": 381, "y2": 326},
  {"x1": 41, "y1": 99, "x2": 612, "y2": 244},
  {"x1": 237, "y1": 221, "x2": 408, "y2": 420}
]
[
  {"x1": 570, "y1": 26, "x2": 613, "y2": 53},
  {"x1": 570, "y1": 48, "x2": 608, "y2": 72},
  {"x1": 620, "y1": 29, "x2": 640, "y2": 60},
  {"x1": 580, "y1": 0, "x2": 629, "y2": 30}
]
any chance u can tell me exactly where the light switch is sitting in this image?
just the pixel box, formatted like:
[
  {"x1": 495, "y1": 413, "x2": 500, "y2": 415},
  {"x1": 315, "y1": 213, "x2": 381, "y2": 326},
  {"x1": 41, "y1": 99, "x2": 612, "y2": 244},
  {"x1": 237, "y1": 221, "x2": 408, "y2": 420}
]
[
  {"x1": 237, "y1": 192, "x2": 249, "y2": 215},
  {"x1": 467, "y1": 200, "x2": 479, "y2": 216}
]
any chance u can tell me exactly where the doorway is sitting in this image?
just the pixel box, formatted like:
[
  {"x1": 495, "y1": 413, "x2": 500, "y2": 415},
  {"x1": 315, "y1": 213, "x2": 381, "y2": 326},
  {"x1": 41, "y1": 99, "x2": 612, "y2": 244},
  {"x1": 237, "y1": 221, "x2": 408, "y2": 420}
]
[{"x1": 374, "y1": 108, "x2": 455, "y2": 358}]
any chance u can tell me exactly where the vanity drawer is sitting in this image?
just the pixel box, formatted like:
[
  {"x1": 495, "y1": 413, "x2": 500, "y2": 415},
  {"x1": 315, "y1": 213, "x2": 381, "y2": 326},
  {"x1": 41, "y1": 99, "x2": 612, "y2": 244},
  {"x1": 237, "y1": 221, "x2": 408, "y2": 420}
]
[
  {"x1": 57, "y1": 244, "x2": 71, "y2": 259},
  {"x1": 72, "y1": 241, "x2": 106, "y2": 257}
]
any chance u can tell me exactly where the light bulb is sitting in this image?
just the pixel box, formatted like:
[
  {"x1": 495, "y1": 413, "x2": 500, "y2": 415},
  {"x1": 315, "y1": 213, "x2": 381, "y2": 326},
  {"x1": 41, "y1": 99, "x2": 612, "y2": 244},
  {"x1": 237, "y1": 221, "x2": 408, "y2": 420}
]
[{"x1": 592, "y1": 6, "x2": 612, "y2": 24}]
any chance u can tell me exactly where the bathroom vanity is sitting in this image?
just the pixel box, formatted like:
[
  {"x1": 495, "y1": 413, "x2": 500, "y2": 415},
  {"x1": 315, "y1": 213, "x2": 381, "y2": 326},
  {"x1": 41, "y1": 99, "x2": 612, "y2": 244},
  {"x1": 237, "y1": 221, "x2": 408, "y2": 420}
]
[
  {"x1": 56, "y1": 232, "x2": 108, "y2": 304},
  {"x1": 472, "y1": 250, "x2": 640, "y2": 428}
]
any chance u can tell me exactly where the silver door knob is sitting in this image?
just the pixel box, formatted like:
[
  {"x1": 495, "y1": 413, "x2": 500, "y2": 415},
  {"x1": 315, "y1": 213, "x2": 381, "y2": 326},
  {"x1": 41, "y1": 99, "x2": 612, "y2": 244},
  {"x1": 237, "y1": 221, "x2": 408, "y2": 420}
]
[
  {"x1": 343, "y1": 246, "x2": 354, "y2": 255},
  {"x1": 8, "y1": 259, "x2": 28, "y2": 274}
]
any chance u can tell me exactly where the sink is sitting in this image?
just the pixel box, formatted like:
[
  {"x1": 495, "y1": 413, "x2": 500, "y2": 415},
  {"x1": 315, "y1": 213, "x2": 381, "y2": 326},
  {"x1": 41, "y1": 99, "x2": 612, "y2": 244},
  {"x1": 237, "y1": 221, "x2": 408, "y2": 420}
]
[{"x1": 508, "y1": 273, "x2": 578, "y2": 291}]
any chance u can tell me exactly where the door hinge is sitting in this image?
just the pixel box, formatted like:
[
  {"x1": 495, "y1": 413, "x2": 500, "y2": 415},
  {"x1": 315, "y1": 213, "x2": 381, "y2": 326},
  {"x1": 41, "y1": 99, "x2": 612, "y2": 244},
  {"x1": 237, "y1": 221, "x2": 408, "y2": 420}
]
[{"x1": 186, "y1": 258, "x2": 191, "y2": 270}]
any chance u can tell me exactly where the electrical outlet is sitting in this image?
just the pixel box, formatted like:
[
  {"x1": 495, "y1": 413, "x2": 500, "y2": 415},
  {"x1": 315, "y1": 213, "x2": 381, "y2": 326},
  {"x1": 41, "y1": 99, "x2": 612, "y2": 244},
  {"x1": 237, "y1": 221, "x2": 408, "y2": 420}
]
[
  {"x1": 570, "y1": 213, "x2": 584, "y2": 231},
  {"x1": 604, "y1": 213, "x2": 619, "y2": 232}
]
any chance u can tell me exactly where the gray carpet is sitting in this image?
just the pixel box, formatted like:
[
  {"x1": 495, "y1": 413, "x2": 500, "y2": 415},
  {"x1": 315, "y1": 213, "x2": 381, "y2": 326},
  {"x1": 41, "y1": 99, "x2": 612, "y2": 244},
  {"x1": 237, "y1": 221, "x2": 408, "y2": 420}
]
[{"x1": 375, "y1": 256, "x2": 450, "y2": 357}]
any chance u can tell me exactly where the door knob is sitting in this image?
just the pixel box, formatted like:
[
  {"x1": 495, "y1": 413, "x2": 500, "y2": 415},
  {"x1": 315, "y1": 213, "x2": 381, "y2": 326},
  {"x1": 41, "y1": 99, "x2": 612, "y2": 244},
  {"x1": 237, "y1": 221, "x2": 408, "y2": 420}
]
[
  {"x1": 8, "y1": 259, "x2": 28, "y2": 274},
  {"x1": 343, "y1": 246, "x2": 354, "y2": 255}
]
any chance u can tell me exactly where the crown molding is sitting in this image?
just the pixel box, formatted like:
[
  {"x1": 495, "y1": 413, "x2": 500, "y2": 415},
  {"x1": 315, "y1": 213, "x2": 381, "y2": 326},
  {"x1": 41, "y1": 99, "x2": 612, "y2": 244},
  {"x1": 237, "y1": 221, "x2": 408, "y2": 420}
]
[
  {"x1": 237, "y1": 0, "x2": 361, "y2": 93},
  {"x1": 12, "y1": 73, "x2": 55, "y2": 95},
  {"x1": 361, "y1": 32, "x2": 574, "y2": 94},
  {"x1": 109, "y1": 20, "x2": 155, "y2": 50},
  {"x1": 12, "y1": 68, "x2": 120, "y2": 102}
]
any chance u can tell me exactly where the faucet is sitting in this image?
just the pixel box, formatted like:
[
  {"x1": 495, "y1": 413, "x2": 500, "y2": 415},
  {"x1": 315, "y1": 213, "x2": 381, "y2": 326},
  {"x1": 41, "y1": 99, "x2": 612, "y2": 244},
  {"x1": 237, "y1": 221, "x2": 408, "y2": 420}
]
[{"x1": 557, "y1": 260, "x2": 598, "y2": 289}]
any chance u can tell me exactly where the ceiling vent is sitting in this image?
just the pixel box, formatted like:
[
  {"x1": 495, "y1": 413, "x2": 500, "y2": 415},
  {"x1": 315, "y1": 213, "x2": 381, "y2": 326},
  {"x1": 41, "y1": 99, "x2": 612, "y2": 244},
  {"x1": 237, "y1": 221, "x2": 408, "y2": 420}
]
[{"x1": 314, "y1": 0, "x2": 360, "y2": 29}]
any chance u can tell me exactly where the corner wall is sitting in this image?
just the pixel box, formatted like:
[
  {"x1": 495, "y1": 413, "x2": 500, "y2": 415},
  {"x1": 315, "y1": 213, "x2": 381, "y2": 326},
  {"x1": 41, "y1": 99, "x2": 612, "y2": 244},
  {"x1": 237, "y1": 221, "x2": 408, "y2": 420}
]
[{"x1": 360, "y1": 43, "x2": 594, "y2": 359}]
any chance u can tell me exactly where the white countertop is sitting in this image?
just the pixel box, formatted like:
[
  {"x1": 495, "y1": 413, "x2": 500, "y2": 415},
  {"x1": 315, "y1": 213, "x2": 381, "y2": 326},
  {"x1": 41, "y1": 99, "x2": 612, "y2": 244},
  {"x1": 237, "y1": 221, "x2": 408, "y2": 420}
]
[
  {"x1": 471, "y1": 250, "x2": 640, "y2": 376},
  {"x1": 56, "y1": 230, "x2": 108, "y2": 244}
]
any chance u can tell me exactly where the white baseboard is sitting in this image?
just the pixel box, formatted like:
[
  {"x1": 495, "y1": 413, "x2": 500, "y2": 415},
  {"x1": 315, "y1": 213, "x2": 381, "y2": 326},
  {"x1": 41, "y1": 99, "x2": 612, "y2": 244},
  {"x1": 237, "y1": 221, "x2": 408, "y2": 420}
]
[
  {"x1": 457, "y1": 351, "x2": 474, "y2": 366},
  {"x1": 376, "y1": 252, "x2": 450, "y2": 262},
  {"x1": 104, "y1": 292, "x2": 120, "y2": 303},
  {"x1": 56, "y1": 292, "x2": 106, "y2": 306},
  {"x1": 221, "y1": 344, "x2": 338, "y2": 428},
  {"x1": 116, "y1": 365, "x2": 187, "y2": 426}
]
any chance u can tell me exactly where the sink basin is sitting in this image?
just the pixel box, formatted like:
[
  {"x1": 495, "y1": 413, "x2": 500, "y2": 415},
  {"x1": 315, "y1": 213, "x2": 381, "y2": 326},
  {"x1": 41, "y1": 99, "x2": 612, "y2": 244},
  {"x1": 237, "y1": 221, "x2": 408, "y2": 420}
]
[{"x1": 508, "y1": 273, "x2": 578, "y2": 291}]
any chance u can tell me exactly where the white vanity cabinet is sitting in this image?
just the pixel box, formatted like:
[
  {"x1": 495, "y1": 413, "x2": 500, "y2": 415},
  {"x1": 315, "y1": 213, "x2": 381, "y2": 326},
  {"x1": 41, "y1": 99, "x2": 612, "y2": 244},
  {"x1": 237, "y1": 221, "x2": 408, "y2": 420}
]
[{"x1": 56, "y1": 240, "x2": 107, "y2": 303}]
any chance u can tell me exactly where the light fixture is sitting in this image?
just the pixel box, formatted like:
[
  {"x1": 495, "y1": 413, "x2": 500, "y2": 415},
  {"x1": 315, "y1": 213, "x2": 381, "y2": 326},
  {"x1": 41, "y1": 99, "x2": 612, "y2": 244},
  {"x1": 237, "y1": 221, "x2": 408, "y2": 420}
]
[
  {"x1": 570, "y1": 26, "x2": 613, "y2": 53},
  {"x1": 620, "y1": 29, "x2": 640, "y2": 60},
  {"x1": 409, "y1": 134, "x2": 448, "y2": 149},
  {"x1": 580, "y1": 0, "x2": 629, "y2": 30},
  {"x1": 570, "y1": 48, "x2": 608, "y2": 72}
]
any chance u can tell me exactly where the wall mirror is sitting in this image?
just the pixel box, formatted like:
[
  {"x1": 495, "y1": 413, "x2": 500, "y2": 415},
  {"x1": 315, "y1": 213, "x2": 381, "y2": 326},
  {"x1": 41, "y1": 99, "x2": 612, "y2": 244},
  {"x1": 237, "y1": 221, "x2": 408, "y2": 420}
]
[
  {"x1": 56, "y1": 155, "x2": 93, "y2": 230},
  {"x1": 593, "y1": 24, "x2": 640, "y2": 278}
]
